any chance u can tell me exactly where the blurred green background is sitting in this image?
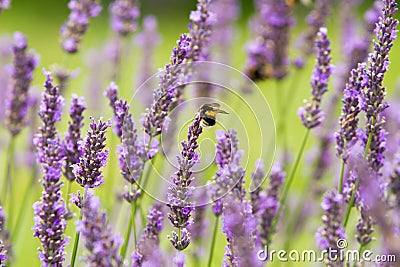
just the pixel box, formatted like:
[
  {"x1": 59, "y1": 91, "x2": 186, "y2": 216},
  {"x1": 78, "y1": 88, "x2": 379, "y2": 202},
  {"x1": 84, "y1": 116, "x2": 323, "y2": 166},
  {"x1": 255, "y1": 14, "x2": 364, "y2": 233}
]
[{"x1": 0, "y1": 0, "x2": 400, "y2": 266}]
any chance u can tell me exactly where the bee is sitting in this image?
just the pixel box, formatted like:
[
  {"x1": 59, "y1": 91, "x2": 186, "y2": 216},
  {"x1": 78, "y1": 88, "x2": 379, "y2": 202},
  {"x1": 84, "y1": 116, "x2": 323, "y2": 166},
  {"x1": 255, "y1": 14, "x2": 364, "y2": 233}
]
[{"x1": 198, "y1": 103, "x2": 229, "y2": 127}]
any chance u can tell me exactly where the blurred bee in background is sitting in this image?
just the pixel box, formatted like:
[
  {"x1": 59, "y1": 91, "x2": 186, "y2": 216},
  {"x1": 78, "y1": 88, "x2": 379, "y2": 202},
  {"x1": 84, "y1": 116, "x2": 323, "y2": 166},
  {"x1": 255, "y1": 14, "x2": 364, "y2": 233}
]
[
  {"x1": 198, "y1": 103, "x2": 229, "y2": 127},
  {"x1": 285, "y1": 0, "x2": 298, "y2": 7}
]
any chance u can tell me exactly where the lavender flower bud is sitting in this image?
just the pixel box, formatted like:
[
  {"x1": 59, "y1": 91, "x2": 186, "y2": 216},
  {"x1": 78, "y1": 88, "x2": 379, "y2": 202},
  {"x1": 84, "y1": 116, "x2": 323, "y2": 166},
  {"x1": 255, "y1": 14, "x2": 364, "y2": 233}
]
[
  {"x1": 167, "y1": 113, "x2": 203, "y2": 250},
  {"x1": 222, "y1": 194, "x2": 260, "y2": 267},
  {"x1": 356, "y1": 205, "x2": 374, "y2": 247},
  {"x1": 132, "y1": 203, "x2": 164, "y2": 267},
  {"x1": 62, "y1": 95, "x2": 86, "y2": 182},
  {"x1": 0, "y1": 0, "x2": 10, "y2": 12},
  {"x1": 52, "y1": 65, "x2": 80, "y2": 95},
  {"x1": 78, "y1": 190, "x2": 122, "y2": 266},
  {"x1": 72, "y1": 117, "x2": 111, "y2": 188},
  {"x1": 388, "y1": 154, "x2": 400, "y2": 208},
  {"x1": 143, "y1": 34, "x2": 191, "y2": 137},
  {"x1": 256, "y1": 162, "x2": 285, "y2": 246},
  {"x1": 298, "y1": 27, "x2": 332, "y2": 129},
  {"x1": 250, "y1": 160, "x2": 266, "y2": 215},
  {"x1": 362, "y1": 0, "x2": 398, "y2": 173},
  {"x1": 245, "y1": 0, "x2": 294, "y2": 81},
  {"x1": 0, "y1": 206, "x2": 7, "y2": 266},
  {"x1": 33, "y1": 71, "x2": 67, "y2": 266},
  {"x1": 110, "y1": 0, "x2": 140, "y2": 36},
  {"x1": 172, "y1": 252, "x2": 185, "y2": 267},
  {"x1": 315, "y1": 190, "x2": 346, "y2": 266},
  {"x1": 335, "y1": 63, "x2": 368, "y2": 161},
  {"x1": 60, "y1": 0, "x2": 102, "y2": 53},
  {"x1": 5, "y1": 32, "x2": 38, "y2": 136}
]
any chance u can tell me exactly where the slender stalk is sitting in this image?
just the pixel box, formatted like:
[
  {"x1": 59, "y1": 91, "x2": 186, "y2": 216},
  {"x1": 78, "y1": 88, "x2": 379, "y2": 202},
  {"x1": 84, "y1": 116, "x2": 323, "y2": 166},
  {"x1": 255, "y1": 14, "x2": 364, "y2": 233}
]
[
  {"x1": 70, "y1": 187, "x2": 88, "y2": 267},
  {"x1": 120, "y1": 199, "x2": 136, "y2": 260},
  {"x1": 2, "y1": 136, "x2": 16, "y2": 228},
  {"x1": 338, "y1": 160, "x2": 345, "y2": 194},
  {"x1": 11, "y1": 165, "x2": 37, "y2": 242},
  {"x1": 207, "y1": 215, "x2": 219, "y2": 267},
  {"x1": 268, "y1": 129, "x2": 310, "y2": 243}
]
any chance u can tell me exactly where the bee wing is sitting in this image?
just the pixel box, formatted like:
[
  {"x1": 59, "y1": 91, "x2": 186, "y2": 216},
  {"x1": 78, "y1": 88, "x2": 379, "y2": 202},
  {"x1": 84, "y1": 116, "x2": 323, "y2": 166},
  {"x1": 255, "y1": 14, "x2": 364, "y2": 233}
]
[
  {"x1": 208, "y1": 103, "x2": 229, "y2": 114},
  {"x1": 215, "y1": 108, "x2": 229, "y2": 114}
]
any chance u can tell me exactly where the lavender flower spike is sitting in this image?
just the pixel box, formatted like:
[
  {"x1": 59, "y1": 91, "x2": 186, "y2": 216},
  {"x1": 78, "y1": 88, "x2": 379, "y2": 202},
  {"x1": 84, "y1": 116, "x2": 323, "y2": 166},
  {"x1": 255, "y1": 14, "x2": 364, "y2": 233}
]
[
  {"x1": 78, "y1": 190, "x2": 122, "y2": 266},
  {"x1": 315, "y1": 190, "x2": 346, "y2": 266},
  {"x1": 5, "y1": 32, "x2": 38, "y2": 136},
  {"x1": 132, "y1": 203, "x2": 164, "y2": 267},
  {"x1": 33, "y1": 71, "x2": 68, "y2": 266},
  {"x1": 143, "y1": 34, "x2": 191, "y2": 137},
  {"x1": 72, "y1": 117, "x2": 111, "y2": 188},
  {"x1": 0, "y1": 206, "x2": 7, "y2": 266},
  {"x1": 62, "y1": 95, "x2": 86, "y2": 182},
  {"x1": 60, "y1": 0, "x2": 102, "y2": 53},
  {"x1": 298, "y1": 27, "x2": 332, "y2": 129},
  {"x1": 0, "y1": 0, "x2": 10, "y2": 12},
  {"x1": 335, "y1": 63, "x2": 367, "y2": 161},
  {"x1": 362, "y1": 0, "x2": 398, "y2": 173},
  {"x1": 167, "y1": 112, "x2": 203, "y2": 251},
  {"x1": 110, "y1": 0, "x2": 140, "y2": 36},
  {"x1": 256, "y1": 162, "x2": 285, "y2": 246}
]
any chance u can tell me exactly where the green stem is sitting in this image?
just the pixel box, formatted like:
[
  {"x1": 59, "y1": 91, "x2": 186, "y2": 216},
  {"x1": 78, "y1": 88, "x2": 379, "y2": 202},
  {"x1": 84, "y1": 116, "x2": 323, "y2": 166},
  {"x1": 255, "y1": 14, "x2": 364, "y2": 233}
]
[
  {"x1": 207, "y1": 216, "x2": 219, "y2": 267},
  {"x1": 268, "y1": 129, "x2": 310, "y2": 244},
  {"x1": 11, "y1": 165, "x2": 37, "y2": 242},
  {"x1": 2, "y1": 136, "x2": 16, "y2": 227},
  {"x1": 120, "y1": 199, "x2": 137, "y2": 260},
  {"x1": 338, "y1": 161, "x2": 345, "y2": 194},
  {"x1": 70, "y1": 188, "x2": 88, "y2": 267}
]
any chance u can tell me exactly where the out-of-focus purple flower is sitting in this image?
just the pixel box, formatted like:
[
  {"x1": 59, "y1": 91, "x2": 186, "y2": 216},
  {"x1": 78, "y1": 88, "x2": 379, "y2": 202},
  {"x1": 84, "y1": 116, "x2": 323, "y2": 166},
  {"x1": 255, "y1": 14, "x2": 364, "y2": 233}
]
[
  {"x1": 116, "y1": 99, "x2": 147, "y2": 203},
  {"x1": 245, "y1": 0, "x2": 294, "y2": 81},
  {"x1": 315, "y1": 190, "x2": 346, "y2": 266},
  {"x1": 0, "y1": 0, "x2": 10, "y2": 12},
  {"x1": 143, "y1": 34, "x2": 191, "y2": 137},
  {"x1": 210, "y1": 0, "x2": 239, "y2": 64},
  {"x1": 33, "y1": 71, "x2": 68, "y2": 266},
  {"x1": 60, "y1": 0, "x2": 102, "y2": 53},
  {"x1": 0, "y1": 206, "x2": 8, "y2": 266},
  {"x1": 134, "y1": 15, "x2": 162, "y2": 106},
  {"x1": 62, "y1": 95, "x2": 86, "y2": 182},
  {"x1": 298, "y1": 27, "x2": 332, "y2": 129},
  {"x1": 167, "y1": 113, "x2": 203, "y2": 251},
  {"x1": 362, "y1": 0, "x2": 398, "y2": 174},
  {"x1": 72, "y1": 117, "x2": 111, "y2": 188},
  {"x1": 5, "y1": 32, "x2": 38, "y2": 136},
  {"x1": 249, "y1": 160, "x2": 265, "y2": 214},
  {"x1": 52, "y1": 65, "x2": 80, "y2": 95},
  {"x1": 132, "y1": 203, "x2": 164, "y2": 267},
  {"x1": 296, "y1": 0, "x2": 333, "y2": 60},
  {"x1": 222, "y1": 194, "x2": 261, "y2": 267},
  {"x1": 113, "y1": 97, "x2": 128, "y2": 139},
  {"x1": 172, "y1": 252, "x2": 185, "y2": 267},
  {"x1": 335, "y1": 63, "x2": 367, "y2": 162},
  {"x1": 109, "y1": 0, "x2": 139, "y2": 36},
  {"x1": 77, "y1": 190, "x2": 122, "y2": 266},
  {"x1": 104, "y1": 81, "x2": 120, "y2": 133},
  {"x1": 388, "y1": 154, "x2": 400, "y2": 208},
  {"x1": 255, "y1": 162, "x2": 285, "y2": 246}
]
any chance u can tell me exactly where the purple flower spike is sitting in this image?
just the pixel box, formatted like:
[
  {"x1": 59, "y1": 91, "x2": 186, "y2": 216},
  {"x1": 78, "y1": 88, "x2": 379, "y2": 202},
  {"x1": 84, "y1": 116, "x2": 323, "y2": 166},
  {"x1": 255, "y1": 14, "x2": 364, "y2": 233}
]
[
  {"x1": 0, "y1": 206, "x2": 8, "y2": 266},
  {"x1": 256, "y1": 162, "x2": 285, "y2": 246},
  {"x1": 60, "y1": 0, "x2": 102, "y2": 53},
  {"x1": 335, "y1": 63, "x2": 367, "y2": 162},
  {"x1": 173, "y1": 252, "x2": 185, "y2": 267},
  {"x1": 113, "y1": 98, "x2": 129, "y2": 139},
  {"x1": 388, "y1": 154, "x2": 400, "y2": 208},
  {"x1": 72, "y1": 117, "x2": 111, "y2": 188},
  {"x1": 356, "y1": 205, "x2": 374, "y2": 247},
  {"x1": 315, "y1": 190, "x2": 346, "y2": 266},
  {"x1": 298, "y1": 27, "x2": 332, "y2": 129},
  {"x1": 167, "y1": 113, "x2": 203, "y2": 251},
  {"x1": 132, "y1": 203, "x2": 165, "y2": 267},
  {"x1": 62, "y1": 95, "x2": 86, "y2": 182},
  {"x1": 362, "y1": 0, "x2": 398, "y2": 174},
  {"x1": 245, "y1": 0, "x2": 294, "y2": 81},
  {"x1": 33, "y1": 71, "x2": 67, "y2": 266},
  {"x1": 5, "y1": 32, "x2": 38, "y2": 136},
  {"x1": 110, "y1": 0, "x2": 140, "y2": 36},
  {"x1": 143, "y1": 34, "x2": 191, "y2": 137},
  {"x1": 78, "y1": 190, "x2": 122, "y2": 266}
]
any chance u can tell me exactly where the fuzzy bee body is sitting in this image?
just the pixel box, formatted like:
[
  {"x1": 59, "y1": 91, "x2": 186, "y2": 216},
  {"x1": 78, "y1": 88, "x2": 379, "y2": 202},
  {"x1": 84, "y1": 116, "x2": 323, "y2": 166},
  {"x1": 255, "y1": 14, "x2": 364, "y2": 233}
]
[{"x1": 198, "y1": 103, "x2": 229, "y2": 127}]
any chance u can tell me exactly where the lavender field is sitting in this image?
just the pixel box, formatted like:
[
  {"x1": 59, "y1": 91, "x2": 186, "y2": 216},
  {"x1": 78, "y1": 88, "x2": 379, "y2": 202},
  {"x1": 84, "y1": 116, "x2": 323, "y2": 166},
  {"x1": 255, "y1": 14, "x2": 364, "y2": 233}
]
[{"x1": 0, "y1": 0, "x2": 400, "y2": 266}]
